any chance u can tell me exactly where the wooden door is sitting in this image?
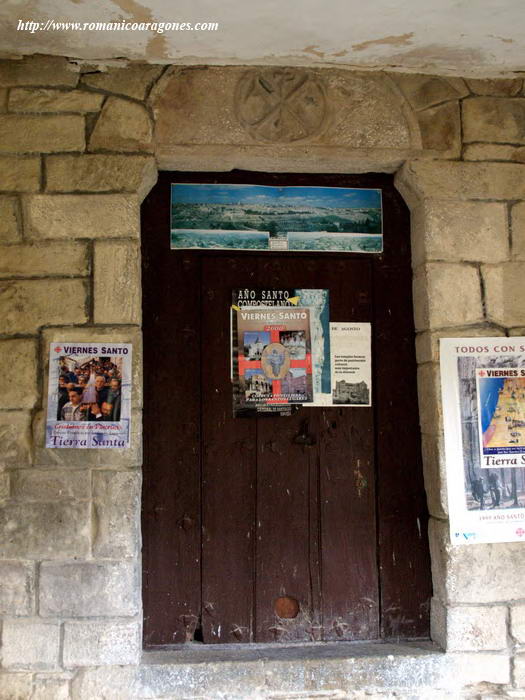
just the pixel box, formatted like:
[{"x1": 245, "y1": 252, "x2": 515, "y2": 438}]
[{"x1": 141, "y1": 171, "x2": 432, "y2": 646}]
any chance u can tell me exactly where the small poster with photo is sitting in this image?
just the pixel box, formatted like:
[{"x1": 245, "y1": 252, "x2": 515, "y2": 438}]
[
  {"x1": 233, "y1": 306, "x2": 314, "y2": 417},
  {"x1": 46, "y1": 342, "x2": 132, "y2": 448}
]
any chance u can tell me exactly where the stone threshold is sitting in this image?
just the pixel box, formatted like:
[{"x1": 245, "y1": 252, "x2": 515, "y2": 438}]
[{"x1": 135, "y1": 640, "x2": 479, "y2": 698}]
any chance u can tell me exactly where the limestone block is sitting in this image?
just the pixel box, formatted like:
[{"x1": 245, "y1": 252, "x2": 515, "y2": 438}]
[
  {"x1": 511, "y1": 603, "x2": 525, "y2": 643},
  {"x1": 0, "y1": 156, "x2": 40, "y2": 192},
  {"x1": 393, "y1": 74, "x2": 468, "y2": 111},
  {"x1": 0, "y1": 411, "x2": 32, "y2": 468},
  {"x1": 0, "y1": 502, "x2": 90, "y2": 559},
  {"x1": 0, "y1": 673, "x2": 33, "y2": 699},
  {"x1": 417, "y1": 363, "x2": 442, "y2": 433},
  {"x1": 94, "y1": 239, "x2": 140, "y2": 324},
  {"x1": 0, "y1": 241, "x2": 88, "y2": 278},
  {"x1": 0, "y1": 340, "x2": 37, "y2": 409},
  {"x1": 0, "y1": 561, "x2": 35, "y2": 615},
  {"x1": 0, "y1": 115, "x2": 85, "y2": 154},
  {"x1": 63, "y1": 620, "x2": 141, "y2": 667},
  {"x1": 26, "y1": 194, "x2": 139, "y2": 240},
  {"x1": 463, "y1": 144, "x2": 518, "y2": 161},
  {"x1": 71, "y1": 666, "x2": 139, "y2": 699},
  {"x1": 82, "y1": 64, "x2": 164, "y2": 100},
  {"x1": 0, "y1": 197, "x2": 21, "y2": 242},
  {"x1": 9, "y1": 88, "x2": 104, "y2": 113},
  {"x1": 411, "y1": 200, "x2": 508, "y2": 267},
  {"x1": 396, "y1": 161, "x2": 525, "y2": 206},
  {"x1": 0, "y1": 471, "x2": 8, "y2": 500},
  {"x1": 514, "y1": 654, "x2": 525, "y2": 689},
  {"x1": 420, "y1": 432, "x2": 448, "y2": 518},
  {"x1": 32, "y1": 408, "x2": 142, "y2": 469},
  {"x1": 40, "y1": 561, "x2": 139, "y2": 617},
  {"x1": 417, "y1": 102, "x2": 461, "y2": 154},
  {"x1": 1, "y1": 619, "x2": 60, "y2": 670},
  {"x1": 92, "y1": 471, "x2": 141, "y2": 558},
  {"x1": 465, "y1": 78, "x2": 523, "y2": 96},
  {"x1": 482, "y1": 263, "x2": 525, "y2": 326},
  {"x1": 431, "y1": 598, "x2": 507, "y2": 651},
  {"x1": 90, "y1": 97, "x2": 153, "y2": 153},
  {"x1": 511, "y1": 202, "x2": 525, "y2": 259},
  {"x1": 32, "y1": 674, "x2": 71, "y2": 700},
  {"x1": 413, "y1": 264, "x2": 483, "y2": 331},
  {"x1": 415, "y1": 325, "x2": 505, "y2": 365},
  {"x1": 10, "y1": 469, "x2": 90, "y2": 501},
  {"x1": 0, "y1": 279, "x2": 88, "y2": 334},
  {"x1": 46, "y1": 154, "x2": 157, "y2": 198},
  {"x1": 463, "y1": 97, "x2": 525, "y2": 144},
  {"x1": 429, "y1": 517, "x2": 525, "y2": 603},
  {"x1": 0, "y1": 56, "x2": 79, "y2": 88},
  {"x1": 0, "y1": 88, "x2": 7, "y2": 111}
]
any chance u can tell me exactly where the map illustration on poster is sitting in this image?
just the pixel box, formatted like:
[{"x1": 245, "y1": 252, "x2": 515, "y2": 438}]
[
  {"x1": 46, "y1": 342, "x2": 132, "y2": 449},
  {"x1": 171, "y1": 183, "x2": 383, "y2": 253},
  {"x1": 440, "y1": 338, "x2": 525, "y2": 544}
]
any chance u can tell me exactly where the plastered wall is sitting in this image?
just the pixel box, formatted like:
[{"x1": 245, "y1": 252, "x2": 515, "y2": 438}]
[{"x1": 1, "y1": 56, "x2": 525, "y2": 698}]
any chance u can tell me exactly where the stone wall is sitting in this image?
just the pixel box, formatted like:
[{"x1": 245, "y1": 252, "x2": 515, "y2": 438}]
[{"x1": 0, "y1": 55, "x2": 525, "y2": 698}]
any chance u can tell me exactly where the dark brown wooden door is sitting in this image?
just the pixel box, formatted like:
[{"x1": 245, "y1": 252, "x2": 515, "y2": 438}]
[{"x1": 141, "y1": 171, "x2": 432, "y2": 646}]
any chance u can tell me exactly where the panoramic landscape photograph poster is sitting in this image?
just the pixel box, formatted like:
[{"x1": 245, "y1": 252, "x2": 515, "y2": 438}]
[
  {"x1": 440, "y1": 338, "x2": 525, "y2": 544},
  {"x1": 171, "y1": 183, "x2": 383, "y2": 253}
]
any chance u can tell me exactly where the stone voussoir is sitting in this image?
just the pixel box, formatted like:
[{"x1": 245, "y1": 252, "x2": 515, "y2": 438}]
[
  {"x1": 89, "y1": 97, "x2": 153, "y2": 153},
  {"x1": 81, "y1": 64, "x2": 164, "y2": 100}
]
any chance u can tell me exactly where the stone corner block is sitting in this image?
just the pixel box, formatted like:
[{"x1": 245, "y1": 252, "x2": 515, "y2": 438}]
[
  {"x1": 94, "y1": 239, "x2": 141, "y2": 325},
  {"x1": 511, "y1": 603, "x2": 525, "y2": 644},
  {"x1": 0, "y1": 196, "x2": 21, "y2": 242},
  {"x1": 92, "y1": 471, "x2": 141, "y2": 558},
  {"x1": 414, "y1": 263, "x2": 483, "y2": 331},
  {"x1": 1, "y1": 619, "x2": 60, "y2": 670},
  {"x1": 463, "y1": 97, "x2": 525, "y2": 145},
  {"x1": 0, "y1": 339, "x2": 37, "y2": 409},
  {"x1": 482, "y1": 262, "x2": 525, "y2": 326},
  {"x1": 411, "y1": 200, "x2": 508, "y2": 267},
  {"x1": 511, "y1": 201, "x2": 525, "y2": 261},
  {"x1": 89, "y1": 97, "x2": 153, "y2": 153},
  {"x1": 63, "y1": 620, "x2": 141, "y2": 667},
  {"x1": 25, "y1": 194, "x2": 140, "y2": 240},
  {"x1": 39, "y1": 561, "x2": 139, "y2": 617},
  {"x1": 431, "y1": 598, "x2": 507, "y2": 651},
  {"x1": 420, "y1": 431, "x2": 448, "y2": 519},
  {"x1": 417, "y1": 362, "x2": 442, "y2": 434}
]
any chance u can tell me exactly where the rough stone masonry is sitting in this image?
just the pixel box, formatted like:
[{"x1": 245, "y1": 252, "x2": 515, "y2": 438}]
[{"x1": 1, "y1": 55, "x2": 525, "y2": 698}]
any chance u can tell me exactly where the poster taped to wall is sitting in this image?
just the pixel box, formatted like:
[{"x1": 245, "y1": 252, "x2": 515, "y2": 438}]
[
  {"x1": 232, "y1": 305, "x2": 314, "y2": 417},
  {"x1": 45, "y1": 342, "x2": 132, "y2": 448},
  {"x1": 171, "y1": 183, "x2": 383, "y2": 253},
  {"x1": 440, "y1": 337, "x2": 525, "y2": 544}
]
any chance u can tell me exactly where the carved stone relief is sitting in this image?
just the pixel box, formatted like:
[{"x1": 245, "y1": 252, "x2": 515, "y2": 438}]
[{"x1": 234, "y1": 68, "x2": 328, "y2": 143}]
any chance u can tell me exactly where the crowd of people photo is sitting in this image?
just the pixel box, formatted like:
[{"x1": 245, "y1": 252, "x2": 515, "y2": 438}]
[{"x1": 56, "y1": 356, "x2": 123, "y2": 422}]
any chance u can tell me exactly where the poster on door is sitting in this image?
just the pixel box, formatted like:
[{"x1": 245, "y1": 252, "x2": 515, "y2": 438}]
[
  {"x1": 45, "y1": 342, "x2": 132, "y2": 448},
  {"x1": 231, "y1": 288, "x2": 331, "y2": 412},
  {"x1": 171, "y1": 183, "x2": 383, "y2": 253},
  {"x1": 440, "y1": 338, "x2": 525, "y2": 544},
  {"x1": 327, "y1": 322, "x2": 372, "y2": 407},
  {"x1": 232, "y1": 306, "x2": 314, "y2": 417}
]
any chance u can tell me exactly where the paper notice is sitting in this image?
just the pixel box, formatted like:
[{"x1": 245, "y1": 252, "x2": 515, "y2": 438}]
[{"x1": 329, "y1": 323, "x2": 372, "y2": 407}]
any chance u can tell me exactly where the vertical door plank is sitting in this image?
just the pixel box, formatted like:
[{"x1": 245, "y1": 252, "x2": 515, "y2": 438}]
[
  {"x1": 373, "y1": 180, "x2": 431, "y2": 640},
  {"x1": 141, "y1": 176, "x2": 202, "y2": 645},
  {"x1": 254, "y1": 256, "x2": 320, "y2": 642},
  {"x1": 200, "y1": 256, "x2": 257, "y2": 643},
  {"x1": 317, "y1": 258, "x2": 379, "y2": 641}
]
